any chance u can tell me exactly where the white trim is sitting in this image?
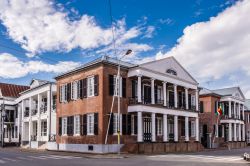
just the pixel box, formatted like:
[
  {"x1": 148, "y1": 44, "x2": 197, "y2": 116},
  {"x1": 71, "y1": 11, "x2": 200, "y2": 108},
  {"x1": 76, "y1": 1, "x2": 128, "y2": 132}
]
[{"x1": 128, "y1": 105, "x2": 198, "y2": 118}]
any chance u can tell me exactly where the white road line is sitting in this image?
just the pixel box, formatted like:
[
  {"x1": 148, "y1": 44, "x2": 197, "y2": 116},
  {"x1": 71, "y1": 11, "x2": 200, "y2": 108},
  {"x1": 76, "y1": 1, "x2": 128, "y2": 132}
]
[
  {"x1": 0, "y1": 159, "x2": 6, "y2": 164},
  {"x1": 28, "y1": 156, "x2": 47, "y2": 160},
  {"x1": 48, "y1": 155, "x2": 82, "y2": 159},
  {"x1": 2, "y1": 158, "x2": 17, "y2": 162},
  {"x1": 38, "y1": 156, "x2": 63, "y2": 160},
  {"x1": 17, "y1": 157, "x2": 33, "y2": 161}
]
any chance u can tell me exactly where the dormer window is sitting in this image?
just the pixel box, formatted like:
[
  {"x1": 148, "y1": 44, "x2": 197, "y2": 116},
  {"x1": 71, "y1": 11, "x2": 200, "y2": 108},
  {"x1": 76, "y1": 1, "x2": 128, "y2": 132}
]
[{"x1": 166, "y1": 69, "x2": 177, "y2": 76}]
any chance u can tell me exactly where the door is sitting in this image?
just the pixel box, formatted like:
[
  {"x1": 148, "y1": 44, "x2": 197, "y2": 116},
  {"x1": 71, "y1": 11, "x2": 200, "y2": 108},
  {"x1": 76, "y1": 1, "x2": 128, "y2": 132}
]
[
  {"x1": 201, "y1": 124, "x2": 208, "y2": 148},
  {"x1": 143, "y1": 85, "x2": 151, "y2": 104},
  {"x1": 143, "y1": 117, "x2": 152, "y2": 142},
  {"x1": 169, "y1": 91, "x2": 174, "y2": 108}
]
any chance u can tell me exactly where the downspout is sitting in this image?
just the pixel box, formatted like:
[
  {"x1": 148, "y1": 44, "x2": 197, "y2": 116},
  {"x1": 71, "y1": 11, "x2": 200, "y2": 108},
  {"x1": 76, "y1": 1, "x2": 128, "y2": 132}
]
[{"x1": 49, "y1": 83, "x2": 52, "y2": 142}]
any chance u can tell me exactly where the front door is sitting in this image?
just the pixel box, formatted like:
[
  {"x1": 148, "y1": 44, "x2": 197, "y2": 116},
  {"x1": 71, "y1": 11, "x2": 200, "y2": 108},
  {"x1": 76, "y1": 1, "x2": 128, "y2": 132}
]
[
  {"x1": 144, "y1": 85, "x2": 151, "y2": 104},
  {"x1": 143, "y1": 117, "x2": 152, "y2": 142}
]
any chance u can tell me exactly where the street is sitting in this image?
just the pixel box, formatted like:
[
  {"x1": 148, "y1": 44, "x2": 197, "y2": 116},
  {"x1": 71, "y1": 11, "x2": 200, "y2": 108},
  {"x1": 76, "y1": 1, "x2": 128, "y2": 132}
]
[{"x1": 0, "y1": 147, "x2": 250, "y2": 166}]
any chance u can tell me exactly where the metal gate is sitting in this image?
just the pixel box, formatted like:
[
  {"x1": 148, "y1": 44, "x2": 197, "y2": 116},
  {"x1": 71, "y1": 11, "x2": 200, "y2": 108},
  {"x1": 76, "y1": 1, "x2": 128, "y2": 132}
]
[{"x1": 143, "y1": 117, "x2": 152, "y2": 142}]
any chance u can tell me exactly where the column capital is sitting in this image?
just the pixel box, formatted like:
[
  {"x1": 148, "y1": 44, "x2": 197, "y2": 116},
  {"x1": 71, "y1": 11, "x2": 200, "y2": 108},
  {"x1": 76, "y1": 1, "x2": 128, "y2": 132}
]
[
  {"x1": 162, "y1": 81, "x2": 167, "y2": 84},
  {"x1": 184, "y1": 87, "x2": 189, "y2": 90},
  {"x1": 137, "y1": 74, "x2": 142, "y2": 77},
  {"x1": 151, "y1": 78, "x2": 155, "y2": 81}
]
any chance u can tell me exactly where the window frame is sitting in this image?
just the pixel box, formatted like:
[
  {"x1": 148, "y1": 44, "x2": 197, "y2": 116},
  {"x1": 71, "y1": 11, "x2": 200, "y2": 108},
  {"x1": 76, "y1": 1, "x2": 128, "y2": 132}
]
[
  {"x1": 157, "y1": 117, "x2": 163, "y2": 136},
  {"x1": 191, "y1": 121, "x2": 195, "y2": 137},
  {"x1": 74, "y1": 115, "x2": 80, "y2": 136},
  {"x1": 62, "y1": 117, "x2": 67, "y2": 136},
  {"x1": 41, "y1": 120, "x2": 47, "y2": 137},
  {"x1": 87, "y1": 76, "x2": 95, "y2": 97},
  {"x1": 87, "y1": 113, "x2": 94, "y2": 135}
]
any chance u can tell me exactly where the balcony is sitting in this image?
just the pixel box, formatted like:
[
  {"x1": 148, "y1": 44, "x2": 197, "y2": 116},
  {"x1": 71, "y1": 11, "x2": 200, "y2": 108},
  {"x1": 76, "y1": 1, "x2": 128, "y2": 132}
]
[
  {"x1": 31, "y1": 109, "x2": 38, "y2": 116},
  {"x1": 221, "y1": 114, "x2": 244, "y2": 121},
  {"x1": 128, "y1": 97, "x2": 196, "y2": 112},
  {"x1": 40, "y1": 105, "x2": 47, "y2": 114},
  {"x1": 24, "y1": 109, "x2": 29, "y2": 117}
]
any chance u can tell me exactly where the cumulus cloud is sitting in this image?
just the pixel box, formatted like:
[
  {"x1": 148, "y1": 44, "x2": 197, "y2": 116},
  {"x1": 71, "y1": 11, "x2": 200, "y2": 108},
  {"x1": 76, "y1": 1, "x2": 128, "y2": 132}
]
[
  {"x1": 0, "y1": 53, "x2": 80, "y2": 79},
  {"x1": 0, "y1": 0, "x2": 151, "y2": 57},
  {"x1": 149, "y1": 0, "x2": 250, "y2": 97}
]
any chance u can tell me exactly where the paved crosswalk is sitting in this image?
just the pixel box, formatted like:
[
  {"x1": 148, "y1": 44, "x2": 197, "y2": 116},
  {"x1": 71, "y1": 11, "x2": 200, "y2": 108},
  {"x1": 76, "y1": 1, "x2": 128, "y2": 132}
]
[
  {"x1": 0, "y1": 155, "x2": 82, "y2": 164},
  {"x1": 148, "y1": 154, "x2": 246, "y2": 163}
]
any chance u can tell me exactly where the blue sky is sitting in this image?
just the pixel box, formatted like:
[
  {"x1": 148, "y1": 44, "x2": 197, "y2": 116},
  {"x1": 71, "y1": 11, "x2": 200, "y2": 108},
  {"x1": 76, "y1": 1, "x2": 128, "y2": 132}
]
[{"x1": 1, "y1": 0, "x2": 250, "y2": 98}]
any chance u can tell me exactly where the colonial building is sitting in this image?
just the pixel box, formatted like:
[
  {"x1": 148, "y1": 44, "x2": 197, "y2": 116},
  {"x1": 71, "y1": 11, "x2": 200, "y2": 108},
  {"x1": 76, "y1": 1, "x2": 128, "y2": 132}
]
[
  {"x1": 54, "y1": 56, "x2": 202, "y2": 154},
  {"x1": 0, "y1": 82, "x2": 29, "y2": 146},
  {"x1": 199, "y1": 87, "x2": 246, "y2": 149},
  {"x1": 16, "y1": 79, "x2": 57, "y2": 149},
  {"x1": 244, "y1": 99, "x2": 250, "y2": 144}
]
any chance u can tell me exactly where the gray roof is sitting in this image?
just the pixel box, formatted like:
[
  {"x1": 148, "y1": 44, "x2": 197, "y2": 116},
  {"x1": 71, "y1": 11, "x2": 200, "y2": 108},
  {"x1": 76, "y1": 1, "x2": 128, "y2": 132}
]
[
  {"x1": 199, "y1": 87, "x2": 221, "y2": 96},
  {"x1": 245, "y1": 99, "x2": 250, "y2": 111},
  {"x1": 212, "y1": 87, "x2": 245, "y2": 100},
  {"x1": 55, "y1": 56, "x2": 136, "y2": 79}
]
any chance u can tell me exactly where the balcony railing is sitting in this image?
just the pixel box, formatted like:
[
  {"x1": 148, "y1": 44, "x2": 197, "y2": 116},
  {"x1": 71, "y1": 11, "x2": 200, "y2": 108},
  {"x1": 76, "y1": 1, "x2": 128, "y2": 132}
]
[
  {"x1": 40, "y1": 105, "x2": 47, "y2": 114},
  {"x1": 31, "y1": 135, "x2": 37, "y2": 141},
  {"x1": 24, "y1": 110, "x2": 29, "y2": 117},
  {"x1": 31, "y1": 109, "x2": 38, "y2": 116},
  {"x1": 221, "y1": 114, "x2": 243, "y2": 120},
  {"x1": 49, "y1": 134, "x2": 56, "y2": 142},
  {"x1": 129, "y1": 97, "x2": 197, "y2": 112}
]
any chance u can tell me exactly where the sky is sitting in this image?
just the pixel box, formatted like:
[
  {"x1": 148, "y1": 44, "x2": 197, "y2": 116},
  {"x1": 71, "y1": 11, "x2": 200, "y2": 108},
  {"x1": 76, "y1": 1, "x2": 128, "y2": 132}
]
[{"x1": 1, "y1": 0, "x2": 250, "y2": 98}]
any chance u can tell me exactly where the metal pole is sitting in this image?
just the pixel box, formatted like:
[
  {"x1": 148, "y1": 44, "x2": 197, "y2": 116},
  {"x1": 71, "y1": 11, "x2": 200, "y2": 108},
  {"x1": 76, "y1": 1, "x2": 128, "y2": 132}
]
[{"x1": 117, "y1": 60, "x2": 121, "y2": 155}]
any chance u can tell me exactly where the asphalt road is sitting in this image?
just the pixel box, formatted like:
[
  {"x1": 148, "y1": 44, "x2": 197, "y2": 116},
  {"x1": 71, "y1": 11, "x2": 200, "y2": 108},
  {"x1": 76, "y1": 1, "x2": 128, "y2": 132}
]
[{"x1": 0, "y1": 147, "x2": 250, "y2": 166}]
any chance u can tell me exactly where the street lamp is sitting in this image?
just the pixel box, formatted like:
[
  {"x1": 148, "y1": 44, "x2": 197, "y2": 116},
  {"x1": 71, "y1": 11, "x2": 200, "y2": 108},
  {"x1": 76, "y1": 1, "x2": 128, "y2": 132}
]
[{"x1": 116, "y1": 49, "x2": 132, "y2": 155}]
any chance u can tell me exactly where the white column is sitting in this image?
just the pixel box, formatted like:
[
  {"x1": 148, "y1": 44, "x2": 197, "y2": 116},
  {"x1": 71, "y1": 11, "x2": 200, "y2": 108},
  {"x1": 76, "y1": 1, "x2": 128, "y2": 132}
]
[
  {"x1": 163, "y1": 82, "x2": 167, "y2": 107},
  {"x1": 229, "y1": 101, "x2": 232, "y2": 118},
  {"x1": 137, "y1": 111, "x2": 142, "y2": 142},
  {"x1": 229, "y1": 123, "x2": 232, "y2": 141},
  {"x1": 195, "y1": 117, "x2": 199, "y2": 141},
  {"x1": 234, "y1": 102, "x2": 236, "y2": 118},
  {"x1": 174, "y1": 115, "x2": 178, "y2": 142},
  {"x1": 185, "y1": 88, "x2": 189, "y2": 110},
  {"x1": 243, "y1": 104, "x2": 245, "y2": 120},
  {"x1": 137, "y1": 76, "x2": 142, "y2": 103},
  {"x1": 37, "y1": 94, "x2": 41, "y2": 142},
  {"x1": 21, "y1": 100, "x2": 25, "y2": 141},
  {"x1": 239, "y1": 123, "x2": 241, "y2": 141},
  {"x1": 174, "y1": 84, "x2": 178, "y2": 108},
  {"x1": 151, "y1": 113, "x2": 156, "y2": 142},
  {"x1": 242, "y1": 124, "x2": 245, "y2": 141},
  {"x1": 47, "y1": 90, "x2": 51, "y2": 141},
  {"x1": 195, "y1": 89, "x2": 199, "y2": 111},
  {"x1": 234, "y1": 123, "x2": 237, "y2": 141},
  {"x1": 163, "y1": 114, "x2": 168, "y2": 142},
  {"x1": 29, "y1": 97, "x2": 32, "y2": 144},
  {"x1": 222, "y1": 125, "x2": 225, "y2": 138},
  {"x1": 185, "y1": 116, "x2": 189, "y2": 142},
  {"x1": 151, "y1": 78, "x2": 155, "y2": 104},
  {"x1": 238, "y1": 103, "x2": 241, "y2": 120},
  {"x1": 17, "y1": 103, "x2": 21, "y2": 142}
]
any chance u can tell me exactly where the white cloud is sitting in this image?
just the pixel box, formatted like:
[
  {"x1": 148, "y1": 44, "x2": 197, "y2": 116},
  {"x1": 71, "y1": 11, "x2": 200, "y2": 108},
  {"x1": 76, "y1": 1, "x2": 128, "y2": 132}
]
[
  {"x1": 0, "y1": 53, "x2": 80, "y2": 79},
  {"x1": 0, "y1": 0, "x2": 151, "y2": 56},
  {"x1": 143, "y1": 26, "x2": 155, "y2": 38},
  {"x1": 158, "y1": 18, "x2": 173, "y2": 25},
  {"x1": 150, "y1": 0, "x2": 250, "y2": 97}
]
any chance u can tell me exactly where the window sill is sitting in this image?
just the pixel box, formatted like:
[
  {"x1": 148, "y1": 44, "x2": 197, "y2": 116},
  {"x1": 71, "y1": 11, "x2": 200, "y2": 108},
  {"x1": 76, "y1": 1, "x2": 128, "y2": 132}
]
[
  {"x1": 87, "y1": 133, "x2": 95, "y2": 136},
  {"x1": 74, "y1": 134, "x2": 80, "y2": 136}
]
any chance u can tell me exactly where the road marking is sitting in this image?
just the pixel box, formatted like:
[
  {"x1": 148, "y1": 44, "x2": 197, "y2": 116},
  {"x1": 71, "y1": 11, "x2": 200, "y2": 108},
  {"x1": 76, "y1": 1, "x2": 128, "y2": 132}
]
[
  {"x1": 28, "y1": 156, "x2": 47, "y2": 160},
  {"x1": 17, "y1": 157, "x2": 33, "y2": 161},
  {"x1": 0, "y1": 159, "x2": 6, "y2": 164},
  {"x1": 2, "y1": 158, "x2": 17, "y2": 162}
]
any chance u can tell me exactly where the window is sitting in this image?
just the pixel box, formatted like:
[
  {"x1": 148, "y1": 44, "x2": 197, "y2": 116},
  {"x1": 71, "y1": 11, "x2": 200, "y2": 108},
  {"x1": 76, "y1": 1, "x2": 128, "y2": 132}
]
[
  {"x1": 87, "y1": 76, "x2": 95, "y2": 97},
  {"x1": 60, "y1": 84, "x2": 67, "y2": 103},
  {"x1": 41, "y1": 120, "x2": 47, "y2": 136},
  {"x1": 109, "y1": 75, "x2": 122, "y2": 97},
  {"x1": 200, "y1": 101, "x2": 204, "y2": 113},
  {"x1": 87, "y1": 114, "x2": 94, "y2": 135},
  {"x1": 71, "y1": 81, "x2": 78, "y2": 100},
  {"x1": 62, "y1": 117, "x2": 67, "y2": 135},
  {"x1": 157, "y1": 117, "x2": 163, "y2": 136},
  {"x1": 166, "y1": 69, "x2": 177, "y2": 76},
  {"x1": 157, "y1": 86, "x2": 163, "y2": 101},
  {"x1": 74, "y1": 115, "x2": 80, "y2": 135},
  {"x1": 191, "y1": 95, "x2": 195, "y2": 106},
  {"x1": 77, "y1": 80, "x2": 81, "y2": 98},
  {"x1": 113, "y1": 113, "x2": 121, "y2": 134},
  {"x1": 191, "y1": 121, "x2": 195, "y2": 137}
]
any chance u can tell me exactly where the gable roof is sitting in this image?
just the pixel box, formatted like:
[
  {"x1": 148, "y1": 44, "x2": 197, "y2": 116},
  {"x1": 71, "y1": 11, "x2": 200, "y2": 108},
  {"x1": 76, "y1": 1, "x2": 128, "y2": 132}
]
[
  {"x1": 55, "y1": 56, "x2": 136, "y2": 79},
  {"x1": 212, "y1": 87, "x2": 245, "y2": 100},
  {"x1": 245, "y1": 99, "x2": 250, "y2": 111},
  {"x1": 139, "y1": 56, "x2": 198, "y2": 84},
  {"x1": 199, "y1": 87, "x2": 221, "y2": 97},
  {"x1": 0, "y1": 82, "x2": 29, "y2": 98}
]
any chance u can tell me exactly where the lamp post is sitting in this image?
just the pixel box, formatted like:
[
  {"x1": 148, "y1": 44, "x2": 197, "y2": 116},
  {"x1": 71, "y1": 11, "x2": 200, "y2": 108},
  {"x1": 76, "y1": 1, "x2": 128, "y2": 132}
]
[{"x1": 117, "y1": 49, "x2": 132, "y2": 155}]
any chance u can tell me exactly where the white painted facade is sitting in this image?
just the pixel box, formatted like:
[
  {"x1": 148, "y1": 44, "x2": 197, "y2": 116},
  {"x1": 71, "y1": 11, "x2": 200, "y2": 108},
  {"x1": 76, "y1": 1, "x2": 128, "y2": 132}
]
[
  {"x1": 16, "y1": 80, "x2": 57, "y2": 149},
  {"x1": 128, "y1": 57, "x2": 200, "y2": 143}
]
